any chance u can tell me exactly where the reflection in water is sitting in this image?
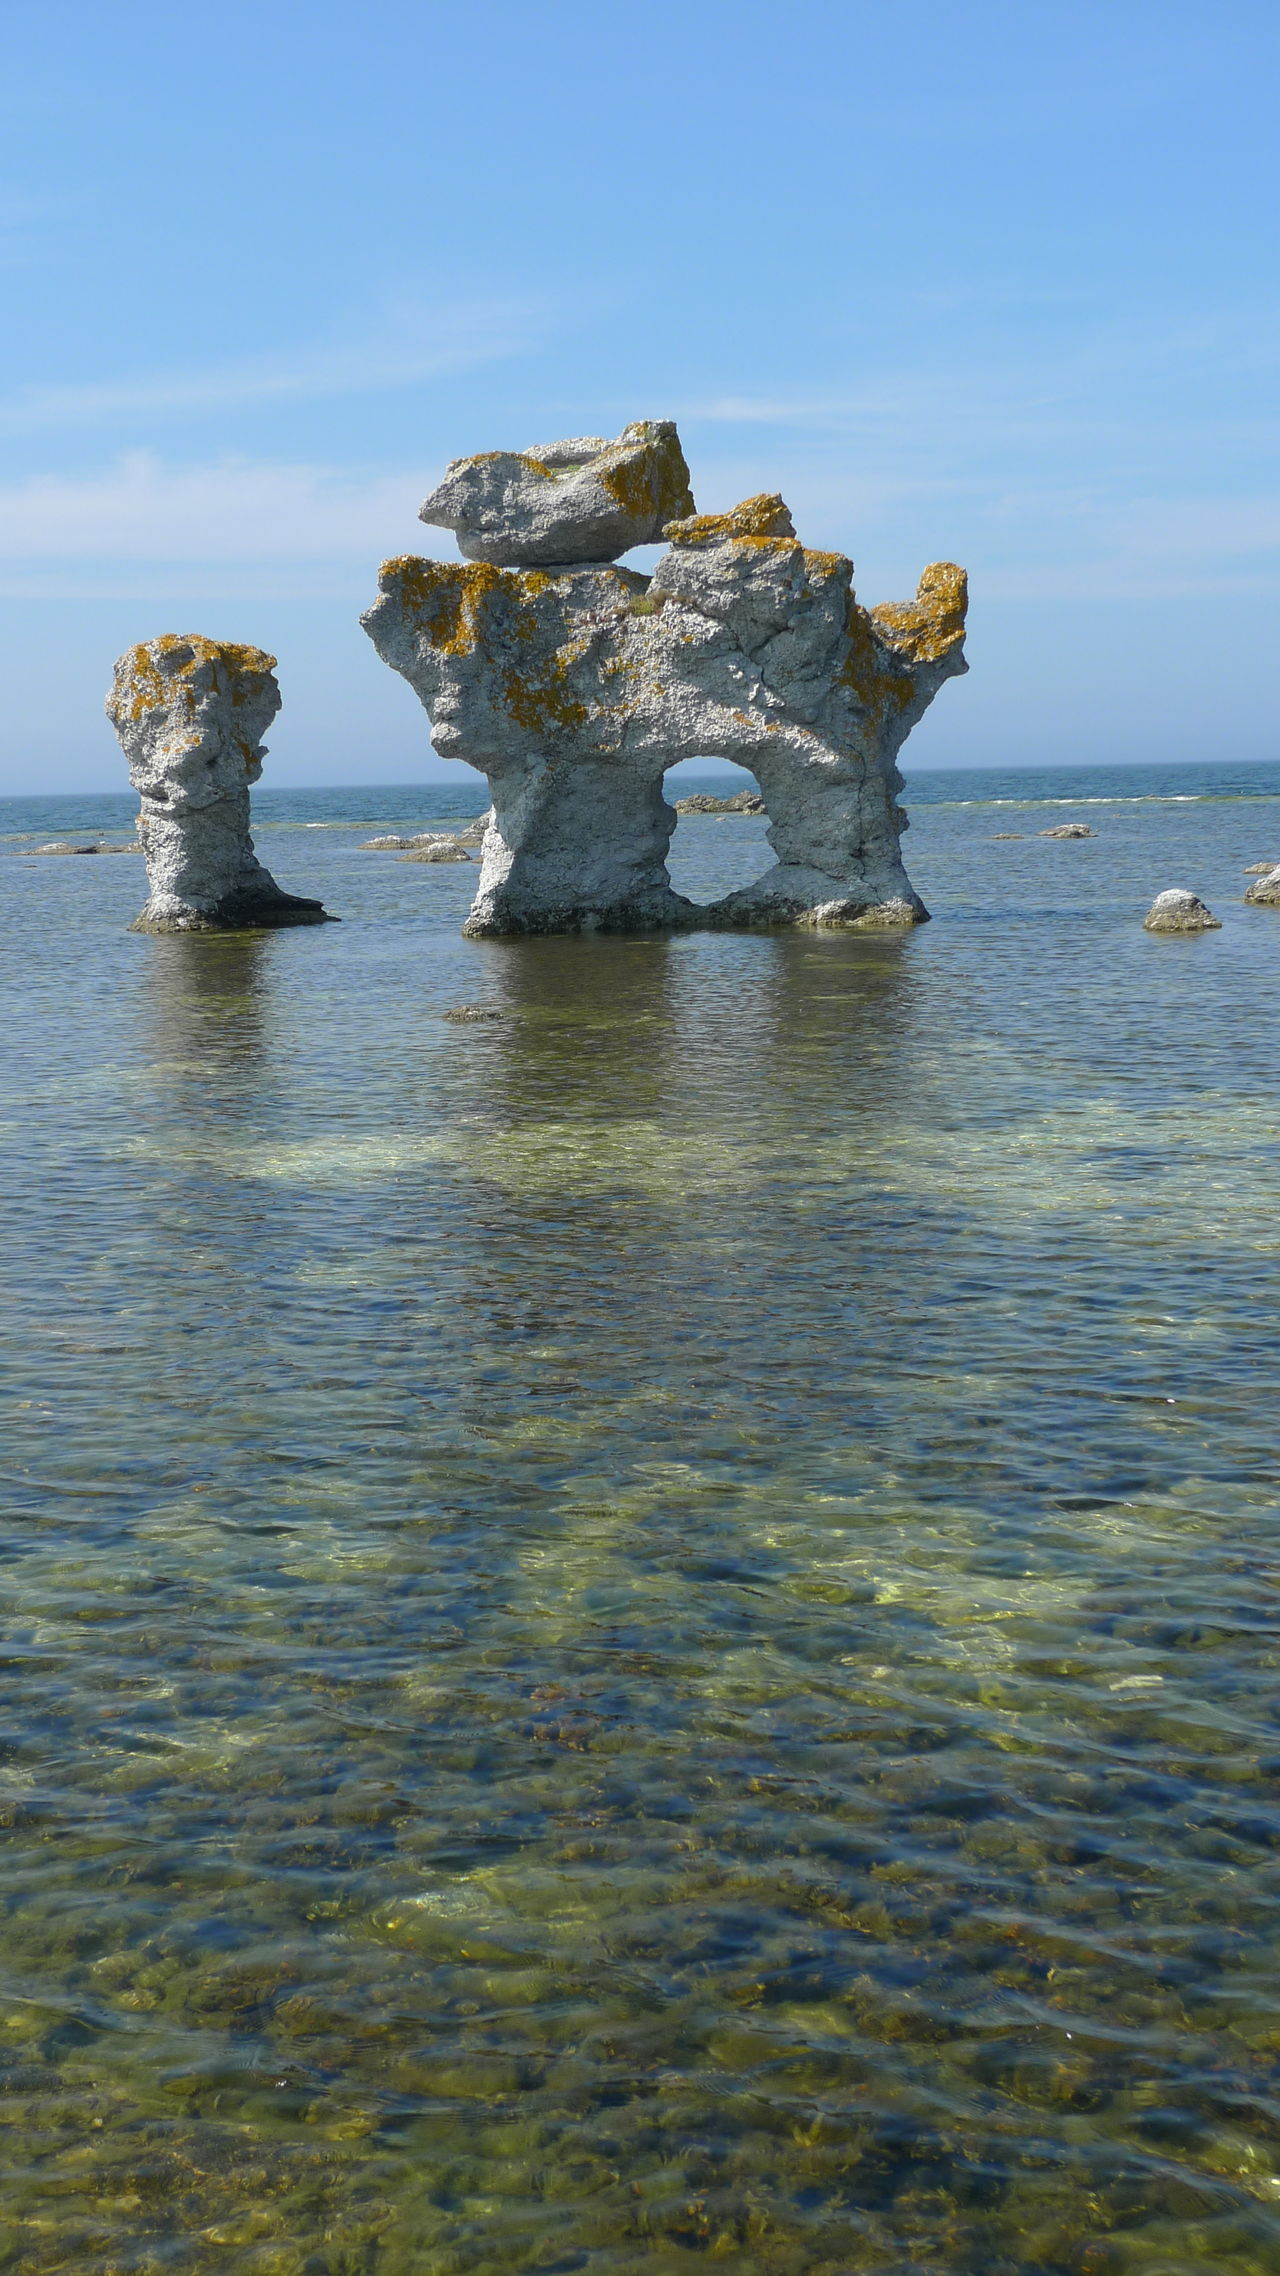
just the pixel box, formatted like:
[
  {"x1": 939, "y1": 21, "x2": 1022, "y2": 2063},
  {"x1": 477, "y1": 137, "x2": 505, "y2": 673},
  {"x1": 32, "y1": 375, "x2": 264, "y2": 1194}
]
[
  {"x1": 142, "y1": 928, "x2": 271, "y2": 1095},
  {"x1": 3, "y1": 802, "x2": 1280, "y2": 2273}
]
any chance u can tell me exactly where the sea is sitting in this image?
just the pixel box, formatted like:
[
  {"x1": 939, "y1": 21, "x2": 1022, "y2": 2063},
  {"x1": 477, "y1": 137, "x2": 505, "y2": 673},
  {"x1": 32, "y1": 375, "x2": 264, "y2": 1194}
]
[{"x1": 2, "y1": 757, "x2": 1279, "y2": 2275}]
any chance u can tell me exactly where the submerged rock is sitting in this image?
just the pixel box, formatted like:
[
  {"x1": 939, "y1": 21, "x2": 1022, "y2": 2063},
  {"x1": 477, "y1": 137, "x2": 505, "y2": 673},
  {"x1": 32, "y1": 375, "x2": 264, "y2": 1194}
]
[
  {"x1": 106, "y1": 637, "x2": 336, "y2": 932},
  {"x1": 673, "y1": 789, "x2": 765, "y2": 815},
  {"x1": 1040, "y1": 823, "x2": 1095, "y2": 839},
  {"x1": 20, "y1": 840, "x2": 101, "y2": 855},
  {"x1": 991, "y1": 832, "x2": 1024, "y2": 840},
  {"x1": 362, "y1": 458, "x2": 967, "y2": 936},
  {"x1": 442, "y1": 1004, "x2": 504, "y2": 1023},
  {"x1": 1143, "y1": 889, "x2": 1222, "y2": 933},
  {"x1": 419, "y1": 421, "x2": 695, "y2": 567},
  {"x1": 398, "y1": 839, "x2": 472, "y2": 863},
  {"x1": 1244, "y1": 865, "x2": 1280, "y2": 907}
]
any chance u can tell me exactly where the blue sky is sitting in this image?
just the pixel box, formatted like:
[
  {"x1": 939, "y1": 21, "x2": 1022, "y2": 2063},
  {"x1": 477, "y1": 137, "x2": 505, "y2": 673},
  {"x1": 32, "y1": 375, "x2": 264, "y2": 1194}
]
[{"x1": 2, "y1": 0, "x2": 1278, "y2": 789}]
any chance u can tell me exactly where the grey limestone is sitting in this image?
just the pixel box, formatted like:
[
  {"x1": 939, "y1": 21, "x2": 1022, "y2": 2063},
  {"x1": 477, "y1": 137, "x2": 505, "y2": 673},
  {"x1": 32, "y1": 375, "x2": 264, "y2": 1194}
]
[{"x1": 106, "y1": 637, "x2": 334, "y2": 932}]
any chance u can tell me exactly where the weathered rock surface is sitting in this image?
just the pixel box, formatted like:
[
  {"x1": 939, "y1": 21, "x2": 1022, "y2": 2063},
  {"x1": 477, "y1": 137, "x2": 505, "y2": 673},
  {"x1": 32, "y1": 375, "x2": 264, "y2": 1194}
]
[
  {"x1": 1143, "y1": 889, "x2": 1222, "y2": 933},
  {"x1": 674, "y1": 789, "x2": 765, "y2": 814},
  {"x1": 362, "y1": 475, "x2": 967, "y2": 936},
  {"x1": 1244, "y1": 861, "x2": 1279, "y2": 875},
  {"x1": 991, "y1": 832, "x2": 1024, "y2": 840},
  {"x1": 419, "y1": 421, "x2": 695, "y2": 567},
  {"x1": 106, "y1": 637, "x2": 335, "y2": 932},
  {"x1": 1040, "y1": 823, "x2": 1095, "y2": 839},
  {"x1": 1244, "y1": 864, "x2": 1280, "y2": 906}
]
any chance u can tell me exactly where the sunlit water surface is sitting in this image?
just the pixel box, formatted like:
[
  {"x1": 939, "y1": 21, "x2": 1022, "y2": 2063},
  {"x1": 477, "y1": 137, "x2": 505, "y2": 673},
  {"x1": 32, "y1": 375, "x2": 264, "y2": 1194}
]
[{"x1": 2, "y1": 762, "x2": 1279, "y2": 2275}]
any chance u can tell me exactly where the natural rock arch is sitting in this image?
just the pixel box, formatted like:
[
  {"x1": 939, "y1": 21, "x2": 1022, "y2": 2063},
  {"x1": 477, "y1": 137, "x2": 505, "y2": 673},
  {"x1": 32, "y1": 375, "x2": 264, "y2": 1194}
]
[{"x1": 361, "y1": 426, "x2": 967, "y2": 936}]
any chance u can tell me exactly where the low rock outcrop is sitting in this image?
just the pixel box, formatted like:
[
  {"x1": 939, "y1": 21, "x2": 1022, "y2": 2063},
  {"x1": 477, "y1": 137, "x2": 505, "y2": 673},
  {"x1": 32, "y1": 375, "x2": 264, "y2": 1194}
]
[
  {"x1": 362, "y1": 441, "x2": 968, "y2": 936},
  {"x1": 673, "y1": 789, "x2": 765, "y2": 815},
  {"x1": 1040, "y1": 823, "x2": 1095, "y2": 839},
  {"x1": 106, "y1": 637, "x2": 335, "y2": 932},
  {"x1": 1143, "y1": 889, "x2": 1221, "y2": 933},
  {"x1": 398, "y1": 839, "x2": 472, "y2": 863},
  {"x1": 1244, "y1": 865, "x2": 1280, "y2": 907},
  {"x1": 419, "y1": 422, "x2": 695, "y2": 567}
]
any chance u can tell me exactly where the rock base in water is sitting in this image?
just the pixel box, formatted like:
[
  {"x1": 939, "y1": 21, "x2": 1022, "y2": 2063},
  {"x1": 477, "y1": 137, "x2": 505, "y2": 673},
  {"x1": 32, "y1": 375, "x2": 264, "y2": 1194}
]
[
  {"x1": 1143, "y1": 890, "x2": 1222, "y2": 933},
  {"x1": 1041, "y1": 823, "x2": 1096, "y2": 839},
  {"x1": 1244, "y1": 865, "x2": 1280, "y2": 907}
]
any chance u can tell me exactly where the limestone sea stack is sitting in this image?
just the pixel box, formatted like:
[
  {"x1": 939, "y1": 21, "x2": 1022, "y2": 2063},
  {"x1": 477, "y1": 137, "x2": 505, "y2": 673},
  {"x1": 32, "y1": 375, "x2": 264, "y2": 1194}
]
[
  {"x1": 1143, "y1": 889, "x2": 1221, "y2": 933},
  {"x1": 362, "y1": 434, "x2": 968, "y2": 937},
  {"x1": 106, "y1": 637, "x2": 334, "y2": 932},
  {"x1": 419, "y1": 422, "x2": 695, "y2": 567}
]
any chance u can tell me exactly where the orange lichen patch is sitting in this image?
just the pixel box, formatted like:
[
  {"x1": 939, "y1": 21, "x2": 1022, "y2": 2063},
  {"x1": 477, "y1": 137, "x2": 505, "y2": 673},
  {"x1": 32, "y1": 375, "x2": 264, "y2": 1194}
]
[
  {"x1": 382, "y1": 559, "x2": 566, "y2": 658},
  {"x1": 871, "y1": 563, "x2": 968, "y2": 665},
  {"x1": 838, "y1": 605, "x2": 917, "y2": 728},
  {"x1": 450, "y1": 450, "x2": 556, "y2": 479},
  {"x1": 596, "y1": 421, "x2": 695, "y2": 525},
  {"x1": 109, "y1": 634, "x2": 277, "y2": 722},
  {"x1": 501, "y1": 637, "x2": 590, "y2": 737},
  {"x1": 382, "y1": 558, "x2": 510, "y2": 656},
  {"x1": 663, "y1": 493, "x2": 796, "y2": 547},
  {"x1": 802, "y1": 548, "x2": 850, "y2": 580}
]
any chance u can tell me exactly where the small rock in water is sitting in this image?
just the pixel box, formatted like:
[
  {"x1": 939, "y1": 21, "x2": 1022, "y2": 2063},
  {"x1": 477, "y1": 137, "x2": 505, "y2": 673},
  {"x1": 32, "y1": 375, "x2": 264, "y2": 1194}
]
[
  {"x1": 1143, "y1": 889, "x2": 1222, "y2": 933},
  {"x1": 1040, "y1": 823, "x2": 1095, "y2": 839},
  {"x1": 442, "y1": 1005, "x2": 504, "y2": 1023},
  {"x1": 22, "y1": 841, "x2": 101, "y2": 855},
  {"x1": 1244, "y1": 861, "x2": 1278, "y2": 875},
  {"x1": 673, "y1": 789, "x2": 765, "y2": 815},
  {"x1": 360, "y1": 834, "x2": 418, "y2": 849},
  {"x1": 1244, "y1": 864, "x2": 1280, "y2": 907},
  {"x1": 398, "y1": 838, "x2": 471, "y2": 863},
  {"x1": 453, "y1": 811, "x2": 492, "y2": 845},
  {"x1": 991, "y1": 832, "x2": 1024, "y2": 840}
]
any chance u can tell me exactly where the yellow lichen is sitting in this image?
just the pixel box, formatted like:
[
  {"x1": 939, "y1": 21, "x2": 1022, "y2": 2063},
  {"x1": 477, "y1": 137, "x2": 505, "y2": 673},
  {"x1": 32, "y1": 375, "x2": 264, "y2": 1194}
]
[
  {"x1": 110, "y1": 634, "x2": 277, "y2": 722},
  {"x1": 802, "y1": 548, "x2": 849, "y2": 579},
  {"x1": 381, "y1": 558, "x2": 508, "y2": 656},
  {"x1": 871, "y1": 564, "x2": 968, "y2": 664},
  {"x1": 596, "y1": 422, "x2": 695, "y2": 525},
  {"x1": 837, "y1": 565, "x2": 967, "y2": 728},
  {"x1": 663, "y1": 493, "x2": 796, "y2": 547}
]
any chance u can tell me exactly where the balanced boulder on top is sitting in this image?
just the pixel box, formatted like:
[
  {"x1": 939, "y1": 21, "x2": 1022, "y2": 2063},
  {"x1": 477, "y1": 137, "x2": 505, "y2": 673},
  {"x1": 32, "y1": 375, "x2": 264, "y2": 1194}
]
[{"x1": 418, "y1": 420, "x2": 695, "y2": 567}]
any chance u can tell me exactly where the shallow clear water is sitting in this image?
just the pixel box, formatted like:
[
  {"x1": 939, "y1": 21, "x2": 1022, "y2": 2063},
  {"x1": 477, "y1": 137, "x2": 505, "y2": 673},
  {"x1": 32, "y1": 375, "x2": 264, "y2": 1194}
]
[{"x1": 2, "y1": 764, "x2": 1280, "y2": 2275}]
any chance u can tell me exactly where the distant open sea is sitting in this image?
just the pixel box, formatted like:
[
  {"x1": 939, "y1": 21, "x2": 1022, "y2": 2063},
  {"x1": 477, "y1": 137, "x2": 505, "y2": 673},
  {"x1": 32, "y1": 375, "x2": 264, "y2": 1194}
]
[
  {"x1": 2, "y1": 755, "x2": 1280, "y2": 2274},
  {"x1": 4, "y1": 754, "x2": 1280, "y2": 840}
]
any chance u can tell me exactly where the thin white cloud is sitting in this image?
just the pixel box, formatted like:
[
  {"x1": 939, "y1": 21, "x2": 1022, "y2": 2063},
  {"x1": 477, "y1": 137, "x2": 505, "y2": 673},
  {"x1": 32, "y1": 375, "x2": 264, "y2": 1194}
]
[
  {"x1": 0, "y1": 298, "x2": 543, "y2": 431},
  {"x1": 0, "y1": 453, "x2": 436, "y2": 559},
  {"x1": 0, "y1": 450, "x2": 1275, "y2": 606}
]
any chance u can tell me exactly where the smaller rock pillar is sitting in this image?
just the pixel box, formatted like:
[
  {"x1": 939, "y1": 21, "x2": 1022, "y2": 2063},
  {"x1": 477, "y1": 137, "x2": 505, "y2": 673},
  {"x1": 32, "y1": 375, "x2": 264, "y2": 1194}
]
[{"x1": 106, "y1": 637, "x2": 334, "y2": 932}]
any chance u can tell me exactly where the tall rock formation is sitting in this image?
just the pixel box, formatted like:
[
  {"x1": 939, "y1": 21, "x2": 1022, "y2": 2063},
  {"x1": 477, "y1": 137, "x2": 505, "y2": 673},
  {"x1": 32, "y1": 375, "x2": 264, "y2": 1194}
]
[
  {"x1": 106, "y1": 637, "x2": 334, "y2": 932},
  {"x1": 362, "y1": 431, "x2": 967, "y2": 936}
]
